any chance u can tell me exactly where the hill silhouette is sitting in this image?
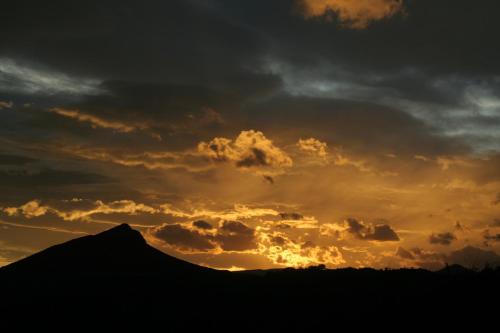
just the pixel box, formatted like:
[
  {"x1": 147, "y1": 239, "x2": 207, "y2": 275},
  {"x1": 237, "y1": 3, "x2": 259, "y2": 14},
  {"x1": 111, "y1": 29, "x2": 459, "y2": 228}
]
[
  {"x1": 1, "y1": 223, "x2": 211, "y2": 275},
  {"x1": 1, "y1": 224, "x2": 498, "y2": 329}
]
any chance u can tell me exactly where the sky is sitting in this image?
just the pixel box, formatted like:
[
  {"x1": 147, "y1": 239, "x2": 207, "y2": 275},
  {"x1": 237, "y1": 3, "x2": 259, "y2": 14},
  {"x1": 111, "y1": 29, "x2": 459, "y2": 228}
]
[{"x1": 1, "y1": 0, "x2": 500, "y2": 270}]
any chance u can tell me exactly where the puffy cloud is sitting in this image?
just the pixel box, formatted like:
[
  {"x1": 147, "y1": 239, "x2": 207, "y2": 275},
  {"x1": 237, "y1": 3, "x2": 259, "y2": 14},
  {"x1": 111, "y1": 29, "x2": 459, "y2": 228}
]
[
  {"x1": 297, "y1": 138, "x2": 328, "y2": 158},
  {"x1": 198, "y1": 130, "x2": 293, "y2": 175},
  {"x1": 276, "y1": 212, "x2": 319, "y2": 229},
  {"x1": 153, "y1": 223, "x2": 218, "y2": 252},
  {"x1": 297, "y1": 0, "x2": 405, "y2": 29},
  {"x1": 343, "y1": 218, "x2": 400, "y2": 242},
  {"x1": 258, "y1": 231, "x2": 345, "y2": 268},
  {"x1": 150, "y1": 220, "x2": 257, "y2": 253},
  {"x1": 429, "y1": 232, "x2": 456, "y2": 246},
  {"x1": 192, "y1": 220, "x2": 214, "y2": 230},
  {"x1": 216, "y1": 221, "x2": 258, "y2": 252},
  {"x1": 3, "y1": 200, "x2": 49, "y2": 218},
  {"x1": 150, "y1": 218, "x2": 345, "y2": 267}
]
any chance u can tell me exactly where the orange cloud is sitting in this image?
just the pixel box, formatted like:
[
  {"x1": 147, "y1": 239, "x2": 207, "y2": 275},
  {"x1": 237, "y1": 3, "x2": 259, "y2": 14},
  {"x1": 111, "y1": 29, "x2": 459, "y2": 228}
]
[
  {"x1": 298, "y1": 0, "x2": 404, "y2": 29},
  {"x1": 198, "y1": 130, "x2": 293, "y2": 175},
  {"x1": 3, "y1": 200, "x2": 49, "y2": 218},
  {"x1": 297, "y1": 138, "x2": 328, "y2": 158},
  {"x1": 50, "y1": 107, "x2": 141, "y2": 133}
]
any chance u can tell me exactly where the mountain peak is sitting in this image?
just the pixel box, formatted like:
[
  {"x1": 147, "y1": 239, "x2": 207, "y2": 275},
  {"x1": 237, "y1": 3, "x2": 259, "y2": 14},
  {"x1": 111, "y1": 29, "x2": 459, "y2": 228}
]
[
  {"x1": 90, "y1": 223, "x2": 148, "y2": 248},
  {"x1": 1, "y1": 223, "x2": 211, "y2": 275}
]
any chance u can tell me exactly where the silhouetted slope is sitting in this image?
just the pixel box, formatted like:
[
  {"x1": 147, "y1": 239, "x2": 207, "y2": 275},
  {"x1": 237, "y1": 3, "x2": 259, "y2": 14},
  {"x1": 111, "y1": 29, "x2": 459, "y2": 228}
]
[
  {"x1": 0, "y1": 223, "x2": 211, "y2": 275},
  {"x1": 1, "y1": 224, "x2": 499, "y2": 329}
]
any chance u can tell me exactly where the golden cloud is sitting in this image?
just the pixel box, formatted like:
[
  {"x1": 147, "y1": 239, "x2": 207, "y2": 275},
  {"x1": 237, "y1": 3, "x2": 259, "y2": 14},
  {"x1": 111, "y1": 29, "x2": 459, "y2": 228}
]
[
  {"x1": 297, "y1": 138, "x2": 328, "y2": 158},
  {"x1": 198, "y1": 130, "x2": 293, "y2": 175},
  {"x1": 258, "y1": 231, "x2": 345, "y2": 267},
  {"x1": 50, "y1": 107, "x2": 141, "y2": 133},
  {"x1": 3, "y1": 200, "x2": 49, "y2": 218},
  {"x1": 298, "y1": 0, "x2": 404, "y2": 29}
]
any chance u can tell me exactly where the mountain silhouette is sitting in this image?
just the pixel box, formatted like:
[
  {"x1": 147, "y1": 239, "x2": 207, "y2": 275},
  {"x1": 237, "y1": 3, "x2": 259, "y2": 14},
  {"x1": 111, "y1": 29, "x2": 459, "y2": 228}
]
[
  {"x1": 1, "y1": 223, "x2": 212, "y2": 275},
  {"x1": 1, "y1": 224, "x2": 499, "y2": 329}
]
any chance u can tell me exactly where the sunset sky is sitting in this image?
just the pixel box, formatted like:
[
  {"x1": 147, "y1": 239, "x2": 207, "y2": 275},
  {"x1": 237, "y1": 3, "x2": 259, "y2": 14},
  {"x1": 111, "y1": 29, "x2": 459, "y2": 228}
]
[{"x1": 2, "y1": 0, "x2": 500, "y2": 270}]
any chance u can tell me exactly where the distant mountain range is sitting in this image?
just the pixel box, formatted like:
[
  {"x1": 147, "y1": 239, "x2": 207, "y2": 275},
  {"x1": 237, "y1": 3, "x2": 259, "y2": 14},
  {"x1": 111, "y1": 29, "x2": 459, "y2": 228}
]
[{"x1": 1, "y1": 224, "x2": 498, "y2": 329}]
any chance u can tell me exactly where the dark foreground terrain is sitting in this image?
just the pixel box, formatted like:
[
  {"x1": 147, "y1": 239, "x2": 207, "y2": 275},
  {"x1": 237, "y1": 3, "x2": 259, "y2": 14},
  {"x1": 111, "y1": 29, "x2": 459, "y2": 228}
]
[{"x1": 1, "y1": 224, "x2": 498, "y2": 329}]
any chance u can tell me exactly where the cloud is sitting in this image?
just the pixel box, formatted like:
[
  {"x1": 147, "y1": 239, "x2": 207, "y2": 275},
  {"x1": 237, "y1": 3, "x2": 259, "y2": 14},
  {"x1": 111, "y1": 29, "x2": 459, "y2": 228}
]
[
  {"x1": 258, "y1": 231, "x2": 345, "y2": 267},
  {"x1": 160, "y1": 203, "x2": 279, "y2": 221},
  {"x1": 276, "y1": 212, "x2": 319, "y2": 229},
  {"x1": 297, "y1": 138, "x2": 328, "y2": 158},
  {"x1": 150, "y1": 220, "x2": 258, "y2": 253},
  {"x1": 0, "y1": 100, "x2": 13, "y2": 109},
  {"x1": 52, "y1": 145, "x2": 210, "y2": 173},
  {"x1": 3, "y1": 199, "x2": 157, "y2": 221},
  {"x1": 297, "y1": 0, "x2": 405, "y2": 29},
  {"x1": 279, "y1": 212, "x2": 304, "y2": 220},
  {"x1": 344, "y1": 218, "x2": 400, "y2": 242},
  {"x1": 152, "y1": 223, "x2": 217, "y2": 252},
  {"x1": 483, "y1": 230, "x2": 500, "y2": 243},
  {"x1": 0, "y1": 57, "x2": 103, "y2": 96},
  {"x1": 429, "y1": 232, "x2": 456, "y2": 246},
  {"x1": 192, "y1": 220, "x2": 214, "y2": 230},
  {"x1": 50, "y1": 107, "x2": 141, "y2": 133},
  {"x1": 198, "y1": 130, "x2": 293, "y2": 175},
  {"x1": 216, "y1": 220, "x2": 258, "y2": 252},
  {"x1": 447, "y1": 246, "x2": 500, "y2": 269},
  {"x1": 395, "y1": 247, "x2": 414, "y2": 260},
  {"x1": 3, "y1": 200, "x2": 49, "y2": 218}
]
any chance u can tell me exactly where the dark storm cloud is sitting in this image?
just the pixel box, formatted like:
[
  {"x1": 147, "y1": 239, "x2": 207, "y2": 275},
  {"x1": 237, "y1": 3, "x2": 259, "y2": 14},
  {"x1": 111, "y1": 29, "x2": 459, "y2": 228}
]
[
  {"x1": 245, "y1": 95, "x2": 469, "y2": 156},
  {"x1": 2, "y1": 0, "x2": 500, "y2": 115},
  {"x1": 216, "y1": 0, "x2": 500, "y2": 76},
  {"x1": 2, "y1": 0, "x2": 496, "y2": 157},
  {"x1": 0, "y1": 0, "x2": 268, "y2": 83},
  {"x1": 429, "y1": 232, "x2": 456, "y2": 246},
  {"x1": 345, "y1": 218, "x2": 399, "y2": 242}
]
